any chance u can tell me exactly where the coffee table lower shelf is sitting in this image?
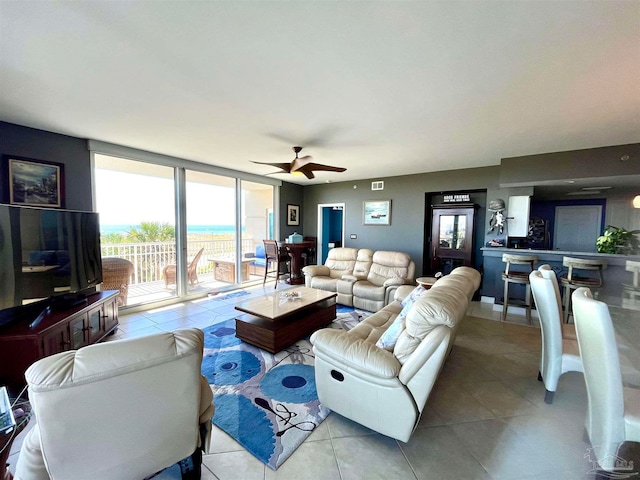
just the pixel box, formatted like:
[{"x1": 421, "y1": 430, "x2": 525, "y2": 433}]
[{"x1": 235, "y1": 298, "x2": 336, "y2": 353}]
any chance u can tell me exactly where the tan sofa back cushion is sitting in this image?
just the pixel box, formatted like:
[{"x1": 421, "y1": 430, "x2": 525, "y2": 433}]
[
  {"x1": 367, "y1": 251, "x2": 414, "y2": 286},
  {"x1": 352, "y1": 248, "x2": 374, "y2": 278},
  {"x1": 324, "y1": 247, "x2": 359, "y2": 279}
]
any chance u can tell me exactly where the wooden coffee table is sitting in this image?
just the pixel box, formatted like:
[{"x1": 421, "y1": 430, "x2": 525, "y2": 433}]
[{"x1": 234, "y1": 287, "x2": 337, "y2": 353}]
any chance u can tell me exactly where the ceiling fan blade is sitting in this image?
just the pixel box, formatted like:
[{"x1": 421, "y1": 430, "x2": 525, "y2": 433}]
[
  {"x1": 250, "y1": 160, "x2": 293, "y2": 173},
  {"x1": 302, "y1": 163, "x2": 347, "y2": 173},
  {"x1": 298, "y1": 169, "x2": 315, "y2": 179}
]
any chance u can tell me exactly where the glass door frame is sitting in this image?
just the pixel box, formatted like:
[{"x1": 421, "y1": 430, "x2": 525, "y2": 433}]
[{"x1": 89, "y1": 141, "x2": 282, "y2": 310}]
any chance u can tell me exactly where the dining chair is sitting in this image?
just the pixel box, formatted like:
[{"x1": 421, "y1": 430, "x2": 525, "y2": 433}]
[
  {"x1": 529, "y1": 265, "x2": 582, "y2": 404},
  {"x1": 162, "y1": 247, "x2": 204, "y2": 287},
  {"x1": 262, "y1": 240, "x2": 290, "y2": 289},
  {"x1": 572, "y1": 287, "x2": 640, "y2": 472}
]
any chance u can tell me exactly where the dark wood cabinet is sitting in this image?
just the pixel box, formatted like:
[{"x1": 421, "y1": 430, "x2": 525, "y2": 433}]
[{"x1": 0, "y1": 291, "x2": 119, "y2": 395}]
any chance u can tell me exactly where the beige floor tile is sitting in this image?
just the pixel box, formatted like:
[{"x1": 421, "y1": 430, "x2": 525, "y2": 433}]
[
  {"x1": 116, "y1": 316, "x2": 160, "y2": 333},
  {"x1": 306, "y1": 417, "x2": 331, "y2": 442},
  {"x1": 203, "y1": 449, "x2": 265, "y2": 480},
  {"x1": 428, "y1": 381, "x2": 496, "y2": 424},
  {"x1": 400, "y1": 425, "x2": 491, "y2": 479},
  {"x1": 208, "y1": 425, "x2": 246, "y2": 454},
  {"x1": 325, "y1": 412, "x2": 377, "y2": 438},
  {"x1": 332, "y1": 434, "x2": 417, "y2": 480},
  {"x1": 264, "y1": 439, "x2": 341, "y2": 480},
  {"x1": 464, "y1": 380, "x2": 539, "y2": 418},
  {"x1": 454, "y1": 335, "x2": 529, "y2": 356},
  {"x1": 450, "y1": 419, "x2": 560, "y2": 479},
  {"x1": 416, "y1": 404, "x2": 446, "y2": 429}
]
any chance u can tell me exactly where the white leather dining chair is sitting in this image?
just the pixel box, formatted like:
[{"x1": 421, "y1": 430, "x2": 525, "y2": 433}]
[
  {"x1": 529, "y1": 265, "x2": 582, "y2": 404},
  {"x1": 572, "y1": 287, "x2": 640, "y2": 472}
]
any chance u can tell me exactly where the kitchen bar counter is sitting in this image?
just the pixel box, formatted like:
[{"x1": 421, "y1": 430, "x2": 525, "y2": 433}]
[{"x1": 481, "y1": 247, "x2": 640, "y2": 301}]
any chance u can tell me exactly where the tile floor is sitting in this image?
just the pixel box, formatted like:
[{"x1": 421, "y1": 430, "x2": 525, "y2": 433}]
[{"x1": 6, "y1": 285, "x2": 609, "y2": 479}]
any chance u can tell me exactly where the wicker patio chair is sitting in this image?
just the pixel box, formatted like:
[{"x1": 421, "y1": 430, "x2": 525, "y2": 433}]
[
  {"x1": 101, "y1": 257, "x2": 135, "y2": 306},
  {"x1": 163, "y1": 248, "x2": 205, "y2": 288}
]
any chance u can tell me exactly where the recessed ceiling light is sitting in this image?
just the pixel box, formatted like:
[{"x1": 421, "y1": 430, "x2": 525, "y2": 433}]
[{"x1": 565, "y1": 180, "x2": 575, "y2": 184}]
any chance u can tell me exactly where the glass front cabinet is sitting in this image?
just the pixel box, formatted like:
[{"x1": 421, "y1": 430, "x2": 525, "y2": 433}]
[{"x1": 430, "y1": 204, "x2": 478, "y2": 274}]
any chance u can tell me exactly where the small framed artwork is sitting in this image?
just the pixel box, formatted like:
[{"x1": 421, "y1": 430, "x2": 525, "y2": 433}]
[
  {"x1": 287, "y1": 204, "x2": 300, "y2": 226},
  {"x1": 3, "y1": 155, "x2": 65, "y2": 208},
  {"x1": 363, "y1": 199, "x2": 391, "y2": 225}
]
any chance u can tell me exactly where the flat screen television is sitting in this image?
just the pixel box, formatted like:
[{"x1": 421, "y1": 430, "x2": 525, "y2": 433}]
[{"x1": 0, "y1": 204, "x2": 102, "y2": 328}]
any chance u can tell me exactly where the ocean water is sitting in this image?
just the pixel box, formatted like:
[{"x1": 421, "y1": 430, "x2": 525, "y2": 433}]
[{"x1": 100, "y1": 224, "x2": 238, "y2": 235}]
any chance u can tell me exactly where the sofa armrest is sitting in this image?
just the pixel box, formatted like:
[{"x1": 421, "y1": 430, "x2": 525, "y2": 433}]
[
  {"x1": 383, "y1": 277, "x2": 405, "y2": 287},
  {"x1": 311, "y1": 329, "x2": 401, "y2": 378},
  {"x1": 393, "y1": 285, "x2": 416, "y2": 303},
  {"x1": 303, "y1": 265, "x2": 330, "y2": 277}
]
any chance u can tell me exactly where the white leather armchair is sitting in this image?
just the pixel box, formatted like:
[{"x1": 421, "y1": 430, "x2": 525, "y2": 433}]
[
  {"x1": 15, "y1": 328, "x2": 214, "y2": 480},
  {"x1": 311, "y1": 267, "x2": 480, "y2": 442},
  {"x1": 352, "y1": 250, "x2": 415, "y2": 311}
]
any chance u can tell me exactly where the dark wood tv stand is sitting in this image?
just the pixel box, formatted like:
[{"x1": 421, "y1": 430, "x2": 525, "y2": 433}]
[{"x1": 0, "y1": 291, "x2": 119, "y2": 396}]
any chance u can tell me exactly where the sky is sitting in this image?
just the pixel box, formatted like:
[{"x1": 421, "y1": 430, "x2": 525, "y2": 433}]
[{"x1": 95, "y1": 169, "x2": 236, "y2": 226}]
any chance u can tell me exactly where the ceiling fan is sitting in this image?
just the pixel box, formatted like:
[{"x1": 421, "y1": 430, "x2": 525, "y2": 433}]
[{"x1": 251, "y1": 146, "x2": 346, "y2": 180}]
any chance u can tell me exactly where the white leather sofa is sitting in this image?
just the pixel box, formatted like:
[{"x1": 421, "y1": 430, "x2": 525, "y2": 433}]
[
  {"x1": 310, "y1": 266, "x2": 481, "y2": 442},
  {"x1": 303, "y1": 247, "x2": 415, "y2": 310},
  {"x1": 15, "y1": 329, "x2": 214, "y2": 480}
]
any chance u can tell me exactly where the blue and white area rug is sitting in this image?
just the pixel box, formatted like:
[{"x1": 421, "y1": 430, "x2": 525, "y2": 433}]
[{"x1": 200, "y1": 307, "x2": 368, "y2": 470}]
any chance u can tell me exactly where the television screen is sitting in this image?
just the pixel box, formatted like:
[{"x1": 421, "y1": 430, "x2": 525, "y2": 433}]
[{"x1": 0, "y1": 204, "x2": 102, "y2": 317}]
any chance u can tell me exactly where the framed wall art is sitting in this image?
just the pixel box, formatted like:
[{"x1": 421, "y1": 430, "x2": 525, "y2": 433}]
[
  {"x1": 3, "y1": 155, "x2": 65, "y2": 208},
  {"x1": 363, "y1": 199, "x2": 391, "y2": 225},
  {"x1": 287, "y1": 204, "x2": 300, "y2": 226}
]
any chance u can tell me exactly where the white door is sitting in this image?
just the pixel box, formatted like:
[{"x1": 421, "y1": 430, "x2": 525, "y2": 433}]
[{"x1": 554, "y1": 205, "x2": 602, "y2": 252}]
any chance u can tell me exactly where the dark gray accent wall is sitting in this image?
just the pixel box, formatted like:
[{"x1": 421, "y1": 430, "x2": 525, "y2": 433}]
[
  {"x1": 280, "y1": 181, "x2": 304, "y2": 238},
  {"x1": 0, "y1": 122, "x2": 92, "y2": 211},
  {"x1": 303, "y1": 167, "x2": 500, "y2": 276}
]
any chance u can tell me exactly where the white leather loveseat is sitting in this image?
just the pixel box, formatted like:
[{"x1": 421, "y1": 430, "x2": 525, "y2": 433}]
[
  {"x1": 303, "y1": 247, "x2": 415, "y2": 310},
  {"x1": 310, "y1": 267, "x2": 481, "y2": 442}
]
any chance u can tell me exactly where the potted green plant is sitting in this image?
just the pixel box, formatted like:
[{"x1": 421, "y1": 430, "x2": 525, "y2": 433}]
[{"x1": 596, "y1": 226, "x2": 640, "y2": 254}]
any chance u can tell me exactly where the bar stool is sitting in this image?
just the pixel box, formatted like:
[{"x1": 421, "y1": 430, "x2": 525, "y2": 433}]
[
  {"x1": 560, "y1": 256, "x2": 606, "y2": 323},
  {"x1": 501, "y1": 253, "x2": 538, "y2": 324}
]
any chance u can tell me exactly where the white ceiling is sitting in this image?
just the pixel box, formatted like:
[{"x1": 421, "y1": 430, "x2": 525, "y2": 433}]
[{"x1": 1, "y1": 1, "x2": 639, "y2": 185}]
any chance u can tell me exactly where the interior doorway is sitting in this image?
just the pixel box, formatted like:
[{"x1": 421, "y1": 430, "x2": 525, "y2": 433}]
[{"x1": 317, "y1": 203, "x2": 345, "y2": 264}]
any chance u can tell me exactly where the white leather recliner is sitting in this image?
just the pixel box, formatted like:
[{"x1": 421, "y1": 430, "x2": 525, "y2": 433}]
[
  {"x1": 15, "y1": 328, "x2": 214, "y2": 480},
  {"x1": 310, "y1": 267, "x2": 481, "y2": 442}
]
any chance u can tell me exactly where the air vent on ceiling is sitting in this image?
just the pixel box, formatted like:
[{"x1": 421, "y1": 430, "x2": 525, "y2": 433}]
[{"x1": 371, "y1": 181, "x2": 384, "y2": 191}]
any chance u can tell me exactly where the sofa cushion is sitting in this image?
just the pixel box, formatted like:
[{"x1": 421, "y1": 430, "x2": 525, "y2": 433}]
[
  {"x1": 366, "y1": 251, "x2": 413, "y2": 287},
  {"x1": 311, "y1": 276, "x2": 339, "y2": 292},
  {"x1": 352, "y1": 281, "x2": 386, "y2": 301},
  {"x1": 375, "y1": 300, "x2": 413, "y2": 351},
  {"x1": 393, "y1": 287, "x2": 468, "y2": 363},
  {"x1": 324, "y1": 247, "x2": 360, "y2": 279},
  {"x1": 348, "y1": 302, "x2": 401, "y2": 343}
]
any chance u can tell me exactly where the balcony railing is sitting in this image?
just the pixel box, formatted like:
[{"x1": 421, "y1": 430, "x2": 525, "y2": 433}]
[{"x1": 101, "y1": 239, "x2": 256, "y2": 285}]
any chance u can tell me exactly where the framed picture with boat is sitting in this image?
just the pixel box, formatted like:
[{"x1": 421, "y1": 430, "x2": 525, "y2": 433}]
[
  {"x1": 363, "y1": 199, "x2": 391, "y2": 225},
  {"x1": 2, "y1": 155, "x2": 65, "y2": 208}
]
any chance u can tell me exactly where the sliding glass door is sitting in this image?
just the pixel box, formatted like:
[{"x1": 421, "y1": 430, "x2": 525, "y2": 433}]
[
  {"x1": 94, "y1": 155, "x2": 177, "y2": 306},
  {"x1": 93, "y1": 151, "x2": 278, "y2": 308}
]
